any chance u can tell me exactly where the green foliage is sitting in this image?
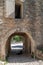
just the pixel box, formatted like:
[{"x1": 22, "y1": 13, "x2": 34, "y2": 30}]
[
  {"x1": 13, "y1": 35, "x2": 22, "y2": 42},
  {"x1": 31, "y1": 52, "x2": 34, "y2": 58}
]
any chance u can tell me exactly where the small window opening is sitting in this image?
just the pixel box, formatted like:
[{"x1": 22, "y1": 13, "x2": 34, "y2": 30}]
[{"x1": 15, "y1": 4, "x2": 21, "y2": 19}]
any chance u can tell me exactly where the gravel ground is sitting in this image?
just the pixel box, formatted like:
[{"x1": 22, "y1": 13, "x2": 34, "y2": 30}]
[{"x1": 3, "y1": 55, "x2": 43, "y2": 65}]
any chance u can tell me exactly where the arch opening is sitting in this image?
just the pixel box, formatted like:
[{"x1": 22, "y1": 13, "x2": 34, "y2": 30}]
[{"x1": 5, "y1": 32, "x2": 31, "y2": 59}]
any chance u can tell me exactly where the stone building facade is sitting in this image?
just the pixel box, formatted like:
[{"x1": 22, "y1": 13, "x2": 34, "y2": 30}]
[{"x1": 0, "y1": 0, "x2": 43, "y2": 60}]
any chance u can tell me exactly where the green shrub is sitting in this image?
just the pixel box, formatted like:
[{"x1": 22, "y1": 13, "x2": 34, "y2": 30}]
[{"x1": 13, "y1": 35, "x2": 22, "y2": 42}]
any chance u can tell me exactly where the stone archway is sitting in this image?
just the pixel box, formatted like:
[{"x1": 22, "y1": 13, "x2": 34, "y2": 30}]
[
  {"x1": 5, "y1": 32, "x2": 31, "y2": 58},
  {"x1": 1, "y1": 29, "x2": 36, "y2": 60}
]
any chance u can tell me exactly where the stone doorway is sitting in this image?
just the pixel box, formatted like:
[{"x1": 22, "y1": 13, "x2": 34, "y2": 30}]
[{"x1": 5, "y1": 32, "x2": 31, "y2": 59}]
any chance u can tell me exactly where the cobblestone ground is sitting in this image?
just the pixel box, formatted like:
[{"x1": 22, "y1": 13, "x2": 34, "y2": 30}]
[
  {"x1": 6, "y1": 55, "x2": 43, "y2": 65},
  {"x1": 0, "y1": 55, "x2": 43, "y2": 65}
]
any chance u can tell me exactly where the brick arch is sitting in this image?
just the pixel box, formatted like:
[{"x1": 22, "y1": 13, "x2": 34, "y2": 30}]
[{"x1": 1, "y1": 29, "x2": 36, "y2": 60}]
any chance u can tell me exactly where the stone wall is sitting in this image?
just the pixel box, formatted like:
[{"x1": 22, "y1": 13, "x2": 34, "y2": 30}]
[
  {"x1": 0, "y1": 0, "x2": 43, "y2": 60},
  {"x1": 0, "y1": 0, "x2": 4, "y2": 18}
]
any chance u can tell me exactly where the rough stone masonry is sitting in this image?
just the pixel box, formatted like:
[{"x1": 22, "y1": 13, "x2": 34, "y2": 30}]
[{"x1": 0, "y1": 0, "x2": 43, "y2": 60}]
